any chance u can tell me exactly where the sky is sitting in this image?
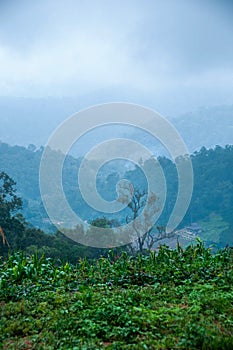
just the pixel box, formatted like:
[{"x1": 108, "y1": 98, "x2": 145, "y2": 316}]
[{"x1": 0, "y1": 0, "x2": 233, "y2": 115}]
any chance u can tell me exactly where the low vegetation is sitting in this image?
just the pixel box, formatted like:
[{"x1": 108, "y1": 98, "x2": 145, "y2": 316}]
[{"x1": 1, "y1": 241, "x2": 233, "y2": 349}]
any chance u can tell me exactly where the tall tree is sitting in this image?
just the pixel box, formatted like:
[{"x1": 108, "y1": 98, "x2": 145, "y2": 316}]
[
  {"x1": 0, "y1": 172, "x2": 23, "y2": 249},
  {"x1": 0, "y1": 172, "x2": 22, "y2": 223}
]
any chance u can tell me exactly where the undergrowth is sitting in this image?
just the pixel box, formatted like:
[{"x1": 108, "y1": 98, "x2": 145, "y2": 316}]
[{"x1": 0, "y1": 240, "x2": 233, "y2": 349}]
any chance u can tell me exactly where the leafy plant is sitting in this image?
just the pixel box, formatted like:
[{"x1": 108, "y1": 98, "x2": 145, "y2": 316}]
[{"x1": 0, "y1": 241, "x2": 233, "y2": 349}]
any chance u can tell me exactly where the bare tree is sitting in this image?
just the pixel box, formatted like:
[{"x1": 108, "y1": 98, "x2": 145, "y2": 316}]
[{"x1": 118, "y1": 185, "x2": 174, "y2": 253}]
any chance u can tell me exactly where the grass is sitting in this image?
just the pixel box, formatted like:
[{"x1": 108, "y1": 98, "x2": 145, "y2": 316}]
[{"x1": 0, "y1": 241, "x2": 233, "y2": 349}]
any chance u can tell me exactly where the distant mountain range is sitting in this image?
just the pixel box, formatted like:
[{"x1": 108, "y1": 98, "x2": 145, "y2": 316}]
[
  {"x1": 0, "y1": 97, "x2": 232, "y2": 155},
  {"x1": 171, "y1": 105, "x2": 233, "y2": 153}
]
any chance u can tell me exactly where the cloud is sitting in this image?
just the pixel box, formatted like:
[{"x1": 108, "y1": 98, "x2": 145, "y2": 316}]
[
  {"x1": 0, "y1": 0, "x2": 232, "y2": 112},
  {"x1": 0, "y1": 0, "x2": 151, "y2": 94}
]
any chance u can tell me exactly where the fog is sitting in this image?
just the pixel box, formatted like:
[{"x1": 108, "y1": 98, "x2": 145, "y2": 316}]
[{"x1": 0, "y1": 0, "x2": 232, "y2": 115}]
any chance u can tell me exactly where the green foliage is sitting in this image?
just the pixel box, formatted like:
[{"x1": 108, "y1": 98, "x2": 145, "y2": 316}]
[
  {"x1": 1, "y1": 143, "x2": 233, "y2": 245},
  {"x1": 188, "y1": 145, "x2": 233, "y2": 226},
  {"x1": 91, "y1": 217, "x2": 114, "y2": 228},
  {"x1": 0, "y1": 171, "x2": 22, "y2": 225},
  {"x1": 1, "y1": 241, "x2": 233, "y2": 349},
  {"x1": 0, "y1": 172, "x2": 25, "y2": 254}
]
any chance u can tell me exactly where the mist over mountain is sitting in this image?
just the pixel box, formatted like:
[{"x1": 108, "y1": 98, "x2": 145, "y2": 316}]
[
  {"x1": 172, "y1": 105, "x2": 233, "y2": 152},
  {"x1": 0, "y1": 97, "x2": 232, "y2": 156}
]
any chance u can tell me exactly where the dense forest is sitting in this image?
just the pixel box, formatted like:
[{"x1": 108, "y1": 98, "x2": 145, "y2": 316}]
[{"x1": 0, "y1": 141, "x2": 232, "y2": 256}]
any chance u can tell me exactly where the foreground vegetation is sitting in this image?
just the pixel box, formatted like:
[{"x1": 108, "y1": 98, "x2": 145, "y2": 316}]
[{"x1": 1, "y1": 241, "x2": 233, "y2": 349}]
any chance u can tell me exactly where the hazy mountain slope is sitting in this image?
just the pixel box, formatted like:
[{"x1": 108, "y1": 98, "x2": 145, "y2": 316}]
[
  {"x1": 171, "y1": 105, "x2": 233, "y2": 153},
  {"x1": 0, "y1": 97, "x2": 232, "y2": 154}
]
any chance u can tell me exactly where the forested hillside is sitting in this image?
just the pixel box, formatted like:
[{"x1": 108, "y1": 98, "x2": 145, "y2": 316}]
[{"x1": 0, "y1": 141, "x2": 232, "y2": 247}]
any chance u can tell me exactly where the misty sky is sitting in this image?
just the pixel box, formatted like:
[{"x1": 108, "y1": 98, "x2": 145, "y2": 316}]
[{"x1": 0, "y1": 0, "x2": 233, "y2": 114}]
